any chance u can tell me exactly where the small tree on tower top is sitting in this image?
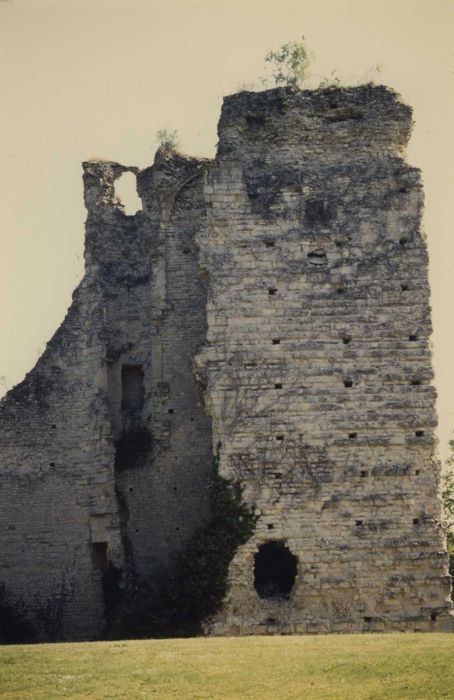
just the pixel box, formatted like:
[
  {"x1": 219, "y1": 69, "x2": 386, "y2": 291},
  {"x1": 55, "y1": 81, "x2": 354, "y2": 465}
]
[{"x1": 263, "y1": 38, "x2": 310, "y2": 89}]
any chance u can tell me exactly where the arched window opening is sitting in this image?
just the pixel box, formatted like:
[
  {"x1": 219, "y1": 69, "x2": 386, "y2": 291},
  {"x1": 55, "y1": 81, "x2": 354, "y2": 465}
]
[
  {"x1": 114, "y1": 171, "x2": 142, "y2": 215},
  {"x1": 254, "y1": 541, "x2": 298, "y2": 600}
]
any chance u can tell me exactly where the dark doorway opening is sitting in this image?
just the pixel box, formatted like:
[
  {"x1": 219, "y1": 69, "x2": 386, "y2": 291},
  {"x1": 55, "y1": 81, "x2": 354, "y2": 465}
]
[
  {"x1": 121, "y1": 365, "x2": 145, "y2": 414},
  {"x1": 254, "y1": 541, "x2": 297, "y2": 600},
  {"x1": 91, "y1": 542, "x2": 108, "y2": 571}
]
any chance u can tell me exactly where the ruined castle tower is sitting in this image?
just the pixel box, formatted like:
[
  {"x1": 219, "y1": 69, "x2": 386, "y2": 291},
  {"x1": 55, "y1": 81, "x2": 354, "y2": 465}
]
[{"x1": 0, "y1": 85, "x2": 452, "y2": 639}]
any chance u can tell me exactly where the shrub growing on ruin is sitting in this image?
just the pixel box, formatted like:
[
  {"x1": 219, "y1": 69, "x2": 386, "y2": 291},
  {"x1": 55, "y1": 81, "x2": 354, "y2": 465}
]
[
  {"x1": 442, "y1": 452, "x2": 454, "y2": 594},
  {"x1": 156, "y1": 128, "x2": 179, "y2": 154},
  {"x1": 103, "y1": 453, "x2": 256, "y2": 638},
  {"x1": 262, "y1": 39, "x2": 310, "y2": 89},
  {"x1": 317, "y1": 70, "x2": 342, "y2": 90}
]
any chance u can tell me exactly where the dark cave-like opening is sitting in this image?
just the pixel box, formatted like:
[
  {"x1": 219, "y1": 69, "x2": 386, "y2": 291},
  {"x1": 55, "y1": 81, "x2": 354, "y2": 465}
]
[{"x1": 254, "y1": 541, "x2": 298, "y2": 600}]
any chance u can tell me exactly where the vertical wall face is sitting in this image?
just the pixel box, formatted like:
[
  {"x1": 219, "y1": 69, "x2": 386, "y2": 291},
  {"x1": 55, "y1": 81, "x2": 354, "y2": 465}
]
[
  {"x1": 103, "y1": 152, "x2": 213, "y2": 580},
  {"x1": 197, "y1": 86, "x2": 453, "y2": 634},
  {"x1": 0, "y1": 153, "x2": 213, "y2": 640},
  {"x1": 0, "y1": 275, "x2": 121, "y2": 640}
]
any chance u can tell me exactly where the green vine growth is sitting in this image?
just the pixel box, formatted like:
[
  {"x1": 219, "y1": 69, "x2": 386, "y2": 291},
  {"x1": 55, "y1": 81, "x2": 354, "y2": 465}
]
[
  {"x1": 103, "y1": 453, "x2": 256, "y2": 638},
  {"x1": 442, "y1": 460, "x2": 454, "y2": 597}
]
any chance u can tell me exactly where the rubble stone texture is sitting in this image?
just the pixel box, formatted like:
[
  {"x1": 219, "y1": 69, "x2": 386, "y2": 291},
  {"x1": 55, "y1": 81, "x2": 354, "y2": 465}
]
[{"x1": 0, "y1": 85, "x2": 452, "y2": 639}]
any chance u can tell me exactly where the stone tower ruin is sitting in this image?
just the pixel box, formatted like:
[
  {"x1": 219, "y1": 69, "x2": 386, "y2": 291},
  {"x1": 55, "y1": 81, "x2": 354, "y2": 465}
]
[{"x1": 0, "y1": 85, "x2": 452, "y2": 639}]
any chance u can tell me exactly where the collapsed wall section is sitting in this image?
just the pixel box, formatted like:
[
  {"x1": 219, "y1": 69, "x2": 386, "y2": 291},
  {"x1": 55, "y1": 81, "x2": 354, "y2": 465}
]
[
  {"x1": 196, "y1": 85, "x2": 453, "y2": 634},
  {"x1": 0, "y1": 152, "x2": 213, "y2": 640},
  {"x1": 0, "y1": 273, "x2": 120, "y2": 640}
]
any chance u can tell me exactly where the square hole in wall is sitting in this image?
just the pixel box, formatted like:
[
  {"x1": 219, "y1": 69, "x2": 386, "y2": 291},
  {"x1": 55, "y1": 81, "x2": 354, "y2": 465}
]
[{"x1": 305, "y1": 198, "x2": 331, "y2": 226}]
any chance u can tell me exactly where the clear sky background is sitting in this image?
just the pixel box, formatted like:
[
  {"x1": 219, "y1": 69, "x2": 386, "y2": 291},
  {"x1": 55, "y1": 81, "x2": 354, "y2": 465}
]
[{"x1": 0, "y1": 0, "x2": 453, "y2": 458}]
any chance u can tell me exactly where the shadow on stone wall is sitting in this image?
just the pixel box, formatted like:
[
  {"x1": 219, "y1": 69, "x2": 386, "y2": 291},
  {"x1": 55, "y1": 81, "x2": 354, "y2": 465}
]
[{"x1": 101, "y1": 456, "x2": 256, "y2": 639}]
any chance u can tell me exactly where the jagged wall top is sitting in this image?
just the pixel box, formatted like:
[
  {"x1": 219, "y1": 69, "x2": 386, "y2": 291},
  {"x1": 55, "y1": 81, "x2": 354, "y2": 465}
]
[{"x1": 217, "y1": 85, "x2": 413, "y2": 159}]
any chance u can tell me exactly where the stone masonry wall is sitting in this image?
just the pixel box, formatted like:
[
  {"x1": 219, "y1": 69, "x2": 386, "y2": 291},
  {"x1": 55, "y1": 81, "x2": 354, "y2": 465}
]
[
  {"x1": 0, "y1": 152, "x2": 213, "y2": 640},
  {"x1": 85, "y1": 154, "x2": 213, "y2": 581},
  {"x1": 0, "y1": 84, "x2": 452, "y2": 640},
  {"x1": 0, "y1": 273, "x2": 119, "y2": 639},
  {"x1": 196, "y1": 85, "x2": 453, "y2": 634}
]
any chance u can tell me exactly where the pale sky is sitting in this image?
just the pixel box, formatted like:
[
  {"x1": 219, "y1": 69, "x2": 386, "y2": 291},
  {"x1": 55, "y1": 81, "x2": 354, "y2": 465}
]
[{"x1": 1, "y1": 0, "x2": 453, "y2": 459}]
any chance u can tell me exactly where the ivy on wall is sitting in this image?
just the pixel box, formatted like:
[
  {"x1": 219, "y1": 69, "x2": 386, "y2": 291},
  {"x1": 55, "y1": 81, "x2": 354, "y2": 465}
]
[{"x1": 103, "y1": 454, "x2": 256, "y2": 638}]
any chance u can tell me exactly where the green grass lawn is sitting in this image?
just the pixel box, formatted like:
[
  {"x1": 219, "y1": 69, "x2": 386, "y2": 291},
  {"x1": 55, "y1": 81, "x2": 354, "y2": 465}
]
[{"x1": 0, "y1": 634, "x2": 453, "y2": 699}]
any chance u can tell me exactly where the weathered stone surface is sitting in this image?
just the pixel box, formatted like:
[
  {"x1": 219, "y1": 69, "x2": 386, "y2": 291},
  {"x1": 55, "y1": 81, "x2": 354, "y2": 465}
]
[
  {"x1": 196, "y1": 85, "x2": 453, "y2": 634},
  {"x1": 0, "y1": 84, "x2": 451, "y2": 639},
  {"x1": 0, "y1": 152, "x2": 213, "y2": 639}
]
